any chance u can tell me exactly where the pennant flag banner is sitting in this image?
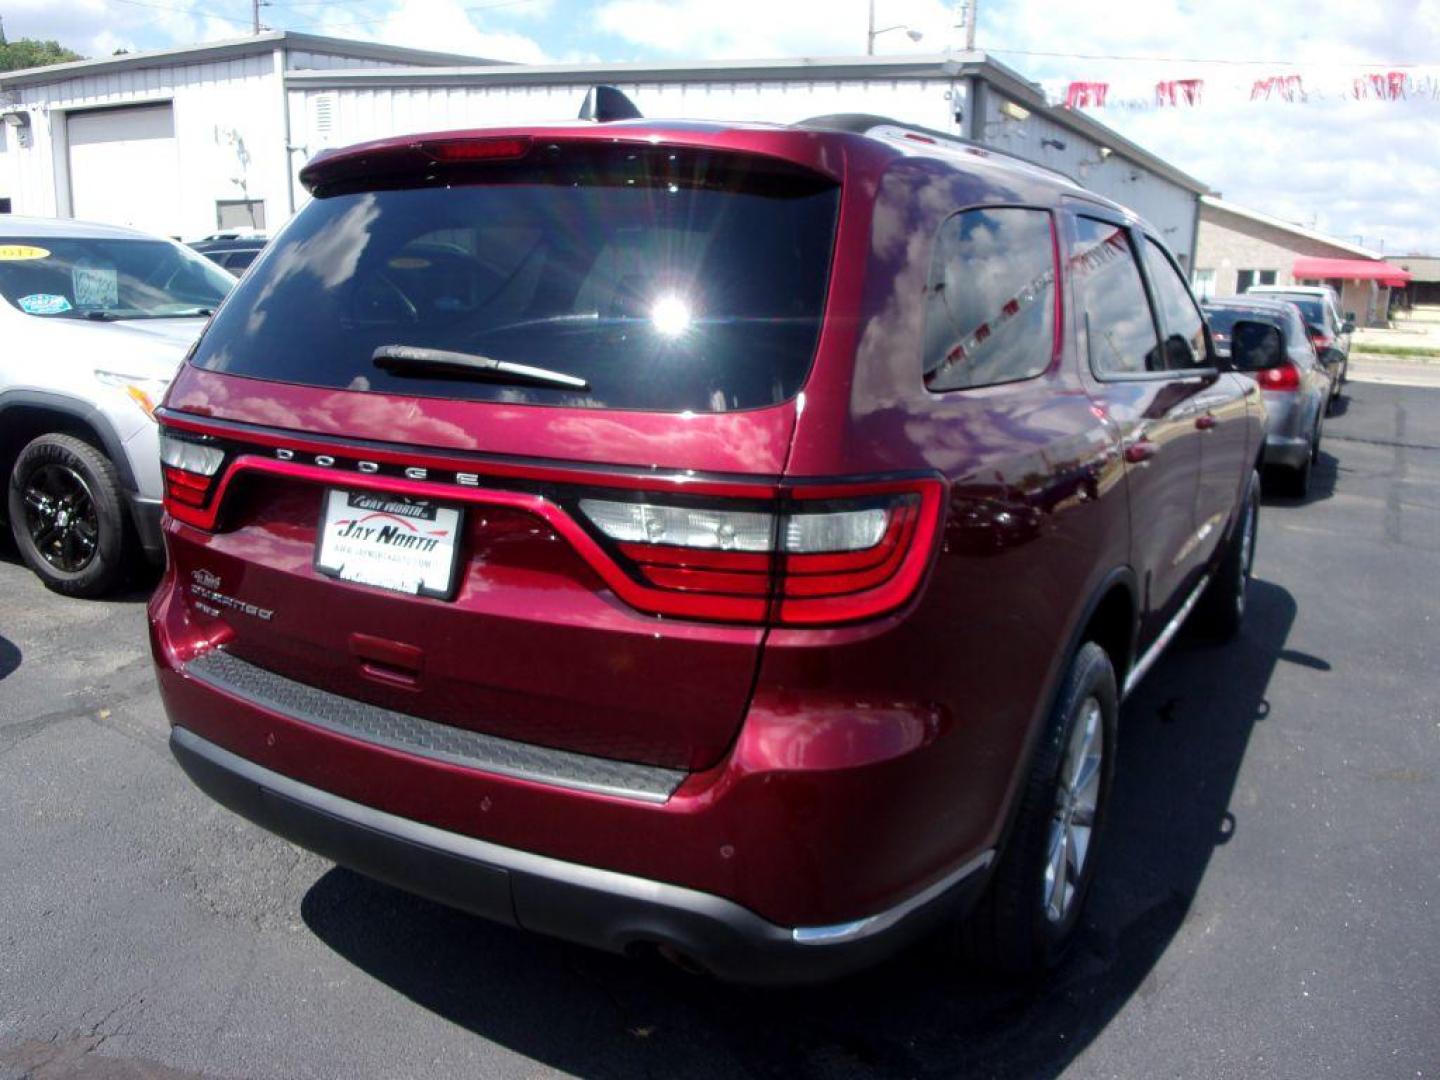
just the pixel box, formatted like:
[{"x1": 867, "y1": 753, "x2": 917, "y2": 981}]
[{"x1": 1047, "y1": 67, "x2": 1440, "y2": 111}]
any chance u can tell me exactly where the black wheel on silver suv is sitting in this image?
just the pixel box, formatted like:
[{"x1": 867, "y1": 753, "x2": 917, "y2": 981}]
[
  {"x1": 1197, "y1": 468, "x2": 1259, "y2": 640},
  {"x1": 959, "y1": 641, "x2": 1118, "y2": 977},
  {"x1": 7, "y1": 434, "x2": 131, "y2": 597}
]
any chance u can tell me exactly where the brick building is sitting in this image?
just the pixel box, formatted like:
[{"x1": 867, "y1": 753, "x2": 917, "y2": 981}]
[{"x1": 1194, "y1": 195, "x2": 1407, "y2": 325}]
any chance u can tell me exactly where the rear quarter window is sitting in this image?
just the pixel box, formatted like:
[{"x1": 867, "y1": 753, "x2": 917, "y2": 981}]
[{"x1": 922, "y1": 207, "x2": 1057, "y2": 391}]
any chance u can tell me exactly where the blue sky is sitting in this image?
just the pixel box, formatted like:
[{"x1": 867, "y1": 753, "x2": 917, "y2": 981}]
[{"x1": 17, "y1": 0, "x2": 1440, "y2": 253}]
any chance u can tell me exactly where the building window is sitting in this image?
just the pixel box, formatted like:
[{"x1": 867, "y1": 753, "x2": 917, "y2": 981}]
[
  {"x1": 1236, "y1": 268, "x2": 1277, "y2": 293},
  {"x1": 216, "y1": 199, "x2": 266, "y2": 230},
  {"x1": 1192, "y1": 268, "x2": 1216, "y2": 300}
]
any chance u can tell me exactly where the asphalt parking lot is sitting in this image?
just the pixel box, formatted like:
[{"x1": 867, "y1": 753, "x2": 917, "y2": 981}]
[{"x1": 1, "y1": 382, "x2": 1436, "y2": 1080}]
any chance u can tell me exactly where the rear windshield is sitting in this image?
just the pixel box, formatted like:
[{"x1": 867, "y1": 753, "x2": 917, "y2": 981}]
[
  {"x1": 192, "y1": 146, "x2": 841, "y2": 413},
  {"x1": 0, "y1": 237, "x2": 233, "y2": 320},
  {"x1": 1257, "y1": 293, "x2": 1324, "y2": 324}
]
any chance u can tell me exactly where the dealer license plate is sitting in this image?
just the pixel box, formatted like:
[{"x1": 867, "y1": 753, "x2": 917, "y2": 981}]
[{"x1": 314, "y1": 489, "x2": 463, "y2": 599}]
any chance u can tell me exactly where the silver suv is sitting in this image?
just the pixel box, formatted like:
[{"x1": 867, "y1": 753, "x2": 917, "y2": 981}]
[{"x1": 0, "y1": 217, "x2": 234, "y2": 595}]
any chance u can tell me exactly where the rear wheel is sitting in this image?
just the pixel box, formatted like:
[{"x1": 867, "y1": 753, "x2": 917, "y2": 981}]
[
  {"x1": 959, "y1": 641, "x2": 1117, "y2": 977},
  {"x1": 1286, "y1": 423, "x2": 1319, "y2": 498},
  {"x1": 7, "y1": 434, "x2": 131, "y2": 597},
  {"x1": 1197, "y1": 469, "x2": 1259, "y2": 640}
]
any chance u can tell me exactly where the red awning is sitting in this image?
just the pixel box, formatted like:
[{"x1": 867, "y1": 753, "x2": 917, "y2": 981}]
[{"x1": 1292, "y1": 257, "x2": 1411, "y2": 287}]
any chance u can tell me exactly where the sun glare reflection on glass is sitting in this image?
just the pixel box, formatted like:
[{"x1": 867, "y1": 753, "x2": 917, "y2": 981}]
[{"x1": 650, "y1": 294, "x2": 693, "y2": 337}]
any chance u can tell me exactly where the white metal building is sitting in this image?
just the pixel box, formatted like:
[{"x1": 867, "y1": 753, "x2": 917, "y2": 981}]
[
  {"x1": 0, "y1": 33, "x2": 496, "y2": 238},
  {"x1": 1, "y1": 36, "x2": 1209, "y2": 262}
]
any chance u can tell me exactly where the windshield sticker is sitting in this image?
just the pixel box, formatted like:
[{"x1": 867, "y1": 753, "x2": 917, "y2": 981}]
[
  {"x1": 72, "y1": 258, "x2": 120, "y2": 309},
  {"x1": 18, "y1": 293, "x2": 73, "y2": 315},
  {"x1": 0, "y1": 245, "x2": 51, "y2": 261}
]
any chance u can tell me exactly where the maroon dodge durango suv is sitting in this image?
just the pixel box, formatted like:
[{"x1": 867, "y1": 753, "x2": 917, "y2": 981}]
[{"x1": 149, "y1": 110, "x2": 1265, "y2": 982}]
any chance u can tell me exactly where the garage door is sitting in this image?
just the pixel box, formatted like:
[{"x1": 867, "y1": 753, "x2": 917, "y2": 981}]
[{"x1": 67, "y1": 104, "x2": 181, "y2": 237}]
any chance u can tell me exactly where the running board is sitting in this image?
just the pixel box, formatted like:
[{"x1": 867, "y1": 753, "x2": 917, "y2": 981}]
[{"x1": 1122, "y1": 575, "x2": 1210, "y2": 699}]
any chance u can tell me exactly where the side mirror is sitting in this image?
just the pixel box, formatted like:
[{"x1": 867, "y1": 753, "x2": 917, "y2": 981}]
[
  {"x1": 1342, "y1": 318, "x2": 1356, "y2": 333},
  {"x1": 1229, "y1": 320, "x2": 1283, "y2": 372}
]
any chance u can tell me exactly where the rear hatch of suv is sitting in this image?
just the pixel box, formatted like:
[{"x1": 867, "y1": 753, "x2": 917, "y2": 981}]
[{"x1": 157, "y1": 130, "x2": 851, "y2": 772}]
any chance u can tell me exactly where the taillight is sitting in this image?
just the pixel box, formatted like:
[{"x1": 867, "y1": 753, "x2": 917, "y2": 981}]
[
  {"x1": 159, "y1": 431, "x2": 225, "y2": 516},
  {"x1": 578, "y1": 479, "x2": 943, "y2": 626},
  {"x1": 1256, "y1": 363, "x2": 1301, "y2": 391},
  {"x1": 417, "y1": 136, "x2": 531, "y2": 163},
  {"x1": 1308, "y1": 328, "x2": 1333, "y2": 350}
]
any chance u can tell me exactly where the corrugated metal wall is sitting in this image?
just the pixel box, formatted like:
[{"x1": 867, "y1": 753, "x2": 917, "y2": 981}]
[
  {"x1": 285, "y1": 75, "x2": 1197, "y2": 264},
  {"x1": 1, "y1": 55, "x2": 1199, "y2": 257},
  {"x1": 0, "y1": 47, "x2": 421, "y2": 236},
  {"x1": 1, "y1": 52, "x2": 287, "y2": 238}
]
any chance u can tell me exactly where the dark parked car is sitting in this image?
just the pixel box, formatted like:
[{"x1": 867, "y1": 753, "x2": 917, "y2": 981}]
[
  {"x1": 189, "y1": 236, "x2": 267, "y2": 276},
  {"x1": 149, "y1": 110, "x2": 1264, "y2": 983},
  {"x1": 1204, "y1": 296, "x2": 1331, "y2": 496}
]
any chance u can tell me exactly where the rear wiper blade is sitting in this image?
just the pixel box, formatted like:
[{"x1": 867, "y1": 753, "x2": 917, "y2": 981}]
[{"x1": 372, "y1": 344, "x2": 589, "y2": 391}]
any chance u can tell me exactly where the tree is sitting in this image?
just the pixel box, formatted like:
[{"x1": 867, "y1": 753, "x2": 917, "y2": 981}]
[{"x1": 0, "y1": 38, "x2": 85, "y2": 73}]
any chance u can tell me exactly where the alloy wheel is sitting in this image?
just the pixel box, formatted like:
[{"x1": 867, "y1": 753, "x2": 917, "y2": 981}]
[
  {"x1": 21, "y1": 463, "x2": 101, "y2": 573},
  {"x1": 1044, "y1": 696, "x2": 1104, "y2": 923}
]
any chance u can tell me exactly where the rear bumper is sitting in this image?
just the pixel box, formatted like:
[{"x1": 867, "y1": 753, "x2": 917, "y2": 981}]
[
  {"x1": 1264, "y1": 433, "x2": 1312, "y2": 471},
  {"x1": 171, "y1": 725, "x2": 992, "y2": 984}
]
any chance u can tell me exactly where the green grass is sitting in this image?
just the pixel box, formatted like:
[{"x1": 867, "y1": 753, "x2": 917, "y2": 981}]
[{"x1": 1351, "y1": 343, "x2": 1440, "y2": 360}]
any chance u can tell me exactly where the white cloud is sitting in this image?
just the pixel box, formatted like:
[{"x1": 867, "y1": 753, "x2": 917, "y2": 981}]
[
  {"x1": 595, "y1": 0, "x2": 958, "y2": 59},
  {"x1": 979, "y1": 0, "x2": 1440, "y2": 253},
  {"x1": 302, "y1": 0, "x2": 551, "y2": 62}
]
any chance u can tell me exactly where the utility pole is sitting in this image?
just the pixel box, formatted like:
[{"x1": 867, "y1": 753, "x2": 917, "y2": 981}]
[
  {"x1": 965, "y1": 0, "x2": 979, "y2": 50},
  {"x1": 867, "y1": 0, "x2": 876, "y2": 56},
  {"x1": 251, "y1": 0, "x2": 270, "y2": 34}
]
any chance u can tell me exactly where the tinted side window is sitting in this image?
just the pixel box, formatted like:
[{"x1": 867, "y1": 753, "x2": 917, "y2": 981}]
[
  {"x1": 1142, "y1": 237, "x2": 1208, "y2": 370},
  {"x1": 922, "y1": 207, "x2": 1056, "y2": 391},
  {"x1": 1072, "y1": 217, "x2": 1161, "y2": 376}
]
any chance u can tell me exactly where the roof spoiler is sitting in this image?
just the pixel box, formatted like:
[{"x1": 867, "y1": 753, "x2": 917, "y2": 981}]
[
  {"x1": 794, "y1": 113, "x2": 1079, "y2": 186},
  {"x1": 579, "y1": 85, "x2": 643, "y2": 123}
]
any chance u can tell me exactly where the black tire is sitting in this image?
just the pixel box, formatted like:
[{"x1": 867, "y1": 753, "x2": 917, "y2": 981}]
[
  {"x1": 7, "y1": 433, "x2": 131, "y2": 598},
  {"x1": 959, "y1": 641, "x2": 1118, "y2": 977},
  {"x1": 1287, "y1": 425, "x2": 1318, "y2": 498},
  {"x1": 1196, "y1": 469, "x2": 1259, "y2": 640}
]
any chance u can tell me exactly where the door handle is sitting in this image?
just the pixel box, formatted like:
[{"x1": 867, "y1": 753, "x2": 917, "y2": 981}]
[
  {"x1": 1195, "y1": 413, "x2": 1217, "y2": 431},
  {"x1": 1124, "y1": 439, "x2": 1157, "y2": 464}
]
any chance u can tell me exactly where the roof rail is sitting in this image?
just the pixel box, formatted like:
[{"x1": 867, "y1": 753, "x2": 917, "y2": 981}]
[{"x1": 794, "y1": 113, "x2": 1079, "y2": 187}]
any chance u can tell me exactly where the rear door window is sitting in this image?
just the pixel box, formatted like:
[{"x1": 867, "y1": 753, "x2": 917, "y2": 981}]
[
  {"x1": 191, "y1": 145, "x2": 840, "y2": 413},
  {"x1": 1141, "y1": 237, "x2": 1208, "y2": 370},
  {"x1": 1072, "y1": 217, "x2": 1162, "y2": 377},
  {"x1": 922, "y1": 207, "x2": 1057, "y2": 391}
]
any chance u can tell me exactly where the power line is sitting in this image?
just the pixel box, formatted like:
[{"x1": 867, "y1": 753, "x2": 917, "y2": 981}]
[{"x1": 988, "y1": 46, "x2": 1428, "y2": 68}]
